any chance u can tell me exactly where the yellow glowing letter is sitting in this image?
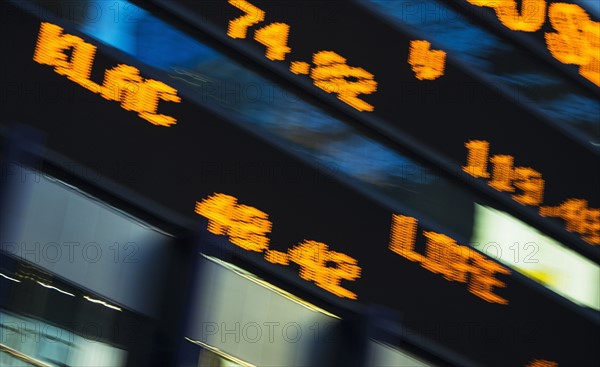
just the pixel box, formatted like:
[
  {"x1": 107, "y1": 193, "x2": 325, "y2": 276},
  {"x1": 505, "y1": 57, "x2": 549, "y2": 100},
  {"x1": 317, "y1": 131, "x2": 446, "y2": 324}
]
[
  {"x1": 389, "y1": 214, "x2": 424, "y2": 262},
  {"x1": 422, "y1": 231, "x2": 471, "y2": 282},
  {"x1": 101, "y1": 67, "x2": 180, "y2": 126},
  {"x1": 101, "y1": 64, "x2": 142, "y2": 102},
  {"x1": 33, "y1": 22, "x2": 71, "y2": 68},
  {"x1": 33, "y1": 22, "x2": 100, "y2": 92},
  {"x1": 134, "y1": 80, "x2": 182, "y2": 127},
  {"x1": 469, "y1": 251, "x2": 511, "y2": 304},
  {"x1": 489, "y1": 155, "x2": 515, "y2": 192}
]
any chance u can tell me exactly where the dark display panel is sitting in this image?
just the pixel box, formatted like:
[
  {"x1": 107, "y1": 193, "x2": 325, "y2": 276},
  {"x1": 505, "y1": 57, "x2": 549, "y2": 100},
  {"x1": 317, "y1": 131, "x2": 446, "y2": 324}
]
[
  {"x1": 1, "y1": 1, "x2": 599, "y2": 366},
  {"x1": 146, "y1": 0, "x2": 600, "y2": 251}
]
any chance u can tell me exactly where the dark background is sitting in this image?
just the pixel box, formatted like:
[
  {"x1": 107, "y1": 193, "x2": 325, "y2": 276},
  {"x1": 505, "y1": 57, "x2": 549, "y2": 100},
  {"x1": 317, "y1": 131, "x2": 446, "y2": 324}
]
[{"x1": 1, "y1": 1, "x2": 599, "y2": 366}]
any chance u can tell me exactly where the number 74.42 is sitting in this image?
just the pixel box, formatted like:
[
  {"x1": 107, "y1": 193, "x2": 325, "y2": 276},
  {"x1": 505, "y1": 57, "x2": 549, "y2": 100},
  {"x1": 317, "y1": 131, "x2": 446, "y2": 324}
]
[{"x1": 225, "y1": 0, "x2": 446, "y2": 112}]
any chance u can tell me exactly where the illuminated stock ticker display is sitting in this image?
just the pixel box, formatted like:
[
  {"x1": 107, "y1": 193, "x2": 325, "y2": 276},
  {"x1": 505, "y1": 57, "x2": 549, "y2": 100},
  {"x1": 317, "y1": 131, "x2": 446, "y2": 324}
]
[
  {"x1": 149, "y1": 0, "x2": 600, "y2": 243},
  {"x1": 1, "y1": 0, "x2": 598, "y2": 365}
]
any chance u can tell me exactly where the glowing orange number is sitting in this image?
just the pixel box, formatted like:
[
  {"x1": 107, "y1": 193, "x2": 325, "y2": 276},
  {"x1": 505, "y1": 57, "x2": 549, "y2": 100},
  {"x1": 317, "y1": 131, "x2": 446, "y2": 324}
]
[
  {"x1": 228, "y1": 204, "x2": 272, "y2": 251},
  {"x1": 226, "y1": 0, "x2": 379, "y2": 112},
  {"x1": 512, "y1": 167, "x2": 544, "y2": 206},
  {"x1": 254, "y1": 23, "x2": 292, "y2": 61},
  {"x1": 464, "y1": 140, "x2": 598, "y2": 246},
  {"x1": 195, "y1": 193, "x2": 272, "y2": 252},
  {"x1": 408, "y1": 40, "x2": 447, "y2": 80},
  {"x1": 489, "y1": 155, "x2": 516, "y2": 193},
  {"x1": 389, "y1": 214, "x2": 511, "y2": 304},
  {"x1": 310, "y1": 51, "x2": 378, "y2": 112},
  {"x1": 526, "y1": 359, "x2": 558, "y2": 367},
  {"x1": 462, "y1": 140, "x2": 491, "y2": 178},
  {"x1": 465, "y1": 0, "x2": 547, "y2": 32},
  {"x1": 33, "y1": 22, "x2": 181, "y2": 126},
  {"x1": 195, "y1": 193, "x2": 238, "y2": 235},
  {"x1": 546, "y1": 3, "x2": 600, "y2": 86},
  {"x1": 540, "y1": 199, "x2": 600, "y2": 245},
  {"x1": 194, "y1": 193, "x2": 360, "y2": 299},
  {"x1": 227, "y1": 0, "x2": 265, "y2": 39},
  {"x1": 464, "y1": 140, "x2": 545, "y2": 206},
  {"x1": 288, "y1": 240, "x2": 361, "y2": 299}
]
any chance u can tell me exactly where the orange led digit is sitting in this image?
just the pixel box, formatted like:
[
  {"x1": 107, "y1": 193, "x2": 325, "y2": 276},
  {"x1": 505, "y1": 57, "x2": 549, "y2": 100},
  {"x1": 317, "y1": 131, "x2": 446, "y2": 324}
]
[
  {"x1": 488, "y1": 155, "x2": 516, "y2": 192},
  {"x1": 254, "y1": 23, "x2": 292, "y2": 61},
  {"x1": 195, "y1": 194, "x2": 272, "y2": 251},
  {"x1": 540, "y1": 199, "x2": 600, "y2": 245},
  {"x1": 33, "y1": 22, "x2": 181, "y2": 126},
  {"x1": 464, "y1": 140, "x2": 546, "y2": 206},
  {"x1": 228, "y1": 204, "x2": 272, "y2": 252},
  {"x1": 408, "y1": 40, "x2": 447, "y2": 80},
  {"x1": 546, "y1": 3, "x2": 600, "y2": 86},
  {"x1": 466, "y1": 0, "x2": 547, "y2": 32},
  {"x1": 195, "y1": 193, "x2": 238, "y2": 235},
  {"x1": 580, "y1": 20, "x2": 600, "y2": 86},
  {"x1": 290, "y1": 61, "x2": 311, "y2": 75},
  {"x1": 389, "y1": 213, "x2": 511, "y2": 304},
  {"x1": 526, "y1": 359, "x2": 558, "y2": 367},
  {"x1": 226, "y1": 0, "x2": 265, "y2": 39},
  {"x1": 512, "y1": 167, "x2": 545, "y2": 206},
  {"x1": 546, "y1": 4, "x2": 592, "y2": 64},
  {"x1": 288, "y1": 240, "x2": 360, "y2": 300},
  {"x1": 463, "y1": 140, "x2": 491, "y2": 178},
  {"x1": 310, "y1": 50, "x2": 378, "y2": 112}
]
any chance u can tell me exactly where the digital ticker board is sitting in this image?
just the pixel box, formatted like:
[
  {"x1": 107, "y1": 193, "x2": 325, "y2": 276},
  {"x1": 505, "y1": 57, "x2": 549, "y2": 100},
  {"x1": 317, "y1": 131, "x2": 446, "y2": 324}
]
[
  {"x1": 146, "y1": 0, "x2": 600, "y2": 254},
  {"x1": 0, "y1": 1, "x2": 599, "y2": 366}
]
